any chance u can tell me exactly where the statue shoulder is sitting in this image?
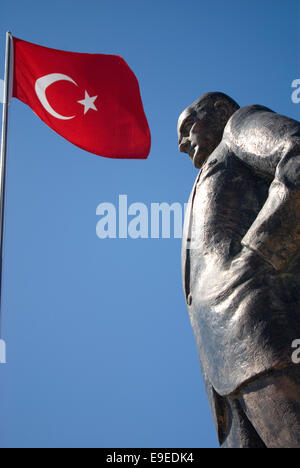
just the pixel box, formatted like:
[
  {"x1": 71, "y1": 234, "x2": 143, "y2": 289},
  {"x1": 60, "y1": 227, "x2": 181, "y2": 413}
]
[
  {"x1": 222, "y1": 104, "x2": 300, "y2": 178},
  {"x1": 224, "y1": 104, "x2": 275, "y2": 139},
  {"x1": 224, "y1": 104, "x2": 300, "y2": 143}
]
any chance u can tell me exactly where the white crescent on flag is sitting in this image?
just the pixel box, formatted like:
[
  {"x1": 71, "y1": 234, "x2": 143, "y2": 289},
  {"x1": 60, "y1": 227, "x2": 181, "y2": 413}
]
[{"x1": 35, "y1": 73, "x2": 78, "y2": 120}]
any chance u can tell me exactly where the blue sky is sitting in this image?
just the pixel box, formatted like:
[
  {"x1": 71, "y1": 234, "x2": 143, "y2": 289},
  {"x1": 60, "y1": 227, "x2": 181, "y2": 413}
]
[{"x1": 0, "y1": 0, "x2": 299, "y2": 448}]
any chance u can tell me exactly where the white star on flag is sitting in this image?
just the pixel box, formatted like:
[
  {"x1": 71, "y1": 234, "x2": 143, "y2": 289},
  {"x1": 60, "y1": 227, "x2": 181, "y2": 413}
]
[{"x1": 78, "y1": 91, "x2": 98, "y2": 114}]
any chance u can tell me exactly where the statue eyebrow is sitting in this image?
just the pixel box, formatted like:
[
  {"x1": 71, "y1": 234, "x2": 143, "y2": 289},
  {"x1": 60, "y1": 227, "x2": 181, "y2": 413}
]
[{"x1": 180, "y1": 115, "x2": 195, "y2": 135}]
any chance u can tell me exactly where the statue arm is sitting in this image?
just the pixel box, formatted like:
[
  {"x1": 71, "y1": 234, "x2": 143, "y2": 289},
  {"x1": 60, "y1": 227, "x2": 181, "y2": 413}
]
[{"x1": 241, "y1": 141, "x2": 300, "y2": 271}]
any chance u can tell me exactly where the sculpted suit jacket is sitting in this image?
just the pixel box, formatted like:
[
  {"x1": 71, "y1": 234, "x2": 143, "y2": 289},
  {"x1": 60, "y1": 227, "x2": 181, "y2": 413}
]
[{"x1": 182, "y1": 105, "x2": 300, "y2": 401}]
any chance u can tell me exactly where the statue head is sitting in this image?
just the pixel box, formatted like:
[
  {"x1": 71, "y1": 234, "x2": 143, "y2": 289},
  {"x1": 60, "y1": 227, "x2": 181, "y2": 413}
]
[{"x1": 177, "y1": 92, "x2": 240, "y2": 169}]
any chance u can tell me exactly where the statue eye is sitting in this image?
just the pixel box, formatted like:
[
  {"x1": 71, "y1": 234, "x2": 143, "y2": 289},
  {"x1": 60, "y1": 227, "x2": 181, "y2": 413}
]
[{"x1": 182, "y1": 119, "x2": 194, "y2": 137}]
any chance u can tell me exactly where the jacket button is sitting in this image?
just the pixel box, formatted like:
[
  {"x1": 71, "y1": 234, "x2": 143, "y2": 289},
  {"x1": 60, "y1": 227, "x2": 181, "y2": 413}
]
[{"x1": 187, "y1": 293, "x2": 193, "y2": 306}]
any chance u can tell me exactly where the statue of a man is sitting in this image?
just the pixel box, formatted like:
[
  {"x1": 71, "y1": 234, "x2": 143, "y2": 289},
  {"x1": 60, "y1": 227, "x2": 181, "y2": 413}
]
[{"x1": 178, "y1": 92, "x2": 300, "y2": 448}]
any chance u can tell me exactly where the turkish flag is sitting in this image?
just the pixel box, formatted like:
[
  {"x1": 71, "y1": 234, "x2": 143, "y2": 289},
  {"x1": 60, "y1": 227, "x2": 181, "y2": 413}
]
[{"x1": 12, "y1": 37, "x2": 151, "y2": 159}]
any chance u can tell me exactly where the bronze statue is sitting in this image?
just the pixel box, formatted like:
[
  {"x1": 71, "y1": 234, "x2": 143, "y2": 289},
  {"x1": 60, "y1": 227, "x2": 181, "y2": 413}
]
[{"x1": 178, "y1": 92, "x2": 300, "y2": 448}]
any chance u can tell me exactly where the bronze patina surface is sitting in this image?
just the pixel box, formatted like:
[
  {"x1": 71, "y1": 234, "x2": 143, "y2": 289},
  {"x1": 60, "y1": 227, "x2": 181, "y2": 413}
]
[{"x1": 178, "y1": 92, "x2": 300, "y2": 448}]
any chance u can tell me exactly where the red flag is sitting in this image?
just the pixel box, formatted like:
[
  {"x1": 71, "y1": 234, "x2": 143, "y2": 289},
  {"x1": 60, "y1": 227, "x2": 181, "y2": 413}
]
[{"x1": 12, "y1": 37, "x2": 151, "y2": 159}]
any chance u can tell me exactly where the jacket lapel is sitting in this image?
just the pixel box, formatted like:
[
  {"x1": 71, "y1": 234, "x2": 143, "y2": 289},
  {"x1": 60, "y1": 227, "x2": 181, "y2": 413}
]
[{"x1": 182, "y1": 171, "x2": 201, "y2": 298}]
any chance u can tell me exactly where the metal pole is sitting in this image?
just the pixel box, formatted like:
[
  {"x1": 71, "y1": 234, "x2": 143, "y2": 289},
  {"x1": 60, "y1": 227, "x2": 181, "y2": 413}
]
[{"x1": 0, "y1": 31, "x2": 13, "y2": 337}]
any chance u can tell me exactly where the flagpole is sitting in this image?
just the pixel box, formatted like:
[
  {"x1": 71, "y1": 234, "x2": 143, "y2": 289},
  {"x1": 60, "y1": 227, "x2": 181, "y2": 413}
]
[{"x1": 0, "y1": 31, "x2": 12, "y2": 337}]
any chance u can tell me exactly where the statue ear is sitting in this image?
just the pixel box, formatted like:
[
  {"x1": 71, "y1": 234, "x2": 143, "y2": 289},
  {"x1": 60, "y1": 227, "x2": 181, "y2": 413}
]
[{"x1": 214, "y1": 100, "x2": 230, "y2": 122}]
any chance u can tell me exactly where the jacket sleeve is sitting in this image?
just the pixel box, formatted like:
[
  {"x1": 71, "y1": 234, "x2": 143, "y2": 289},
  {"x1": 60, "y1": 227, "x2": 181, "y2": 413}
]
[{"x1": 241, "y1": 141, "x2": 300, "y2": 271}]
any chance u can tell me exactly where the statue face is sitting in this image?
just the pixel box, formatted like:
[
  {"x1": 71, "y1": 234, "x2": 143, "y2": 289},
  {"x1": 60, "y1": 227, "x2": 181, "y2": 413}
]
[{"x1": 177, "y1": 104, "x2": 221, "y2": 169}]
